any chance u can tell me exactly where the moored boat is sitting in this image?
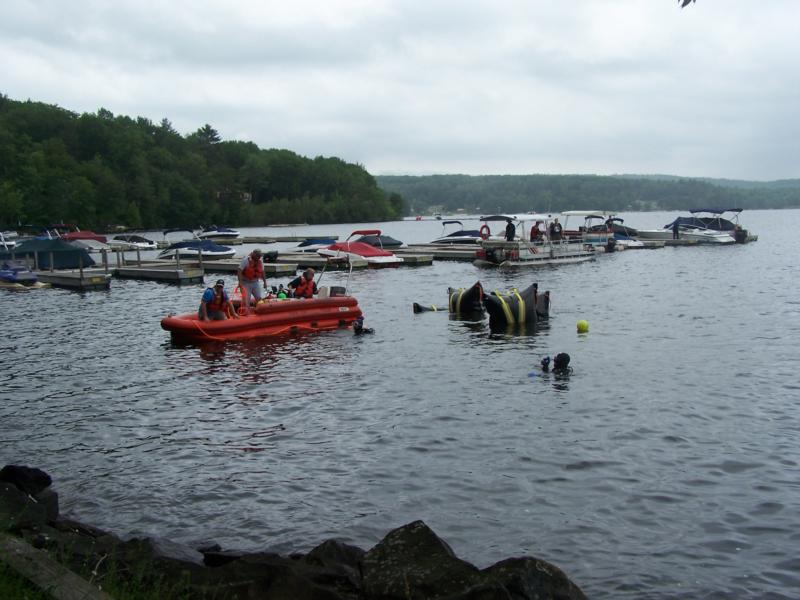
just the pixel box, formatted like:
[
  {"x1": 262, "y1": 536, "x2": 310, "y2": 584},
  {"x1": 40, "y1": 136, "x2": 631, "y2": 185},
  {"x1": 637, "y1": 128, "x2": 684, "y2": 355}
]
[
  {"x1": 0, "y1": 260, "x2": 48, "y2": 289},
  {"x1": 635, "y1": 224, "x2": 734, "y2": 244},
  {"x1": 161, "y1": 292, "x2": 363, "y2": 343},
  {"x1": 108, "y1": 234, "x2": 158, "y2": 251},
  {"x1": 679, "y1": 208, "x2": 757, "y2": 243},
  {"x1": 198, "y1": 225, "x2": 241, "y2": 240},
  {"x1": 474, "y1": 214, "x2": 595, "y2": 269},
  {"x1": 157, "y1": 230, "x2": 236, "y2": 260},
  {"x1": 295, "y1": 237, "x2": 338, "y2": 252},
  {"x1": 429, "y1": 220, "x2": 483, "y2": 245},
  {"x1": 317, "y1": 230, "x2": 403, "y2": 267},
  {"x1": 355, "y1": 233, "x2": 406, "y2": 248}
]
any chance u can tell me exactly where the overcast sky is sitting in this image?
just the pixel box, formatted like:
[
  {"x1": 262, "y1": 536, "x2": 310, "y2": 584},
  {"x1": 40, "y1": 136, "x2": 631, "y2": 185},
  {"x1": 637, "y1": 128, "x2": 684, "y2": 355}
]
[{"x1": 2, "y1": 1, "x2": 798, "y2": 180}]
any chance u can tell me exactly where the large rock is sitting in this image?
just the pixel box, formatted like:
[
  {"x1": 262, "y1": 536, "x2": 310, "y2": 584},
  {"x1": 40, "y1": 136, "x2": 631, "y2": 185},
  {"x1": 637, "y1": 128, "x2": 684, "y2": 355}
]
[
  {"x1": 0, "y1": 482, "x2": 48, "y2": 532},
  {"x1": 0, "y1": 465, "x2": 52, "y2": 495},
  {"x1": 482, "y1": 557, "x2": 588, "y2": 600},
  {"x1": 0, "y1": 467, "x2": 588, "y2": 600},
  {"x1": 362, "y1": 520, "x2": 484, "y2": 599}
]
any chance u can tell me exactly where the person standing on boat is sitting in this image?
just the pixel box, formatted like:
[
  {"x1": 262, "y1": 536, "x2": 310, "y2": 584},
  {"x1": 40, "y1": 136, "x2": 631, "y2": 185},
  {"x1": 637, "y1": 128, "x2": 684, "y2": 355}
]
[
  {"x1": 549, "y1": 218, "x2": 563, "y2": 241},
  {"x1": 504, "y1": 219, "x2": 516, "y2": 241},
  {"x1": 672, "y1": 220, "x2": 680, "y2": 240},
  {"x1": 237, "y1": 249, "x2": 268, "y2": 311},
  {"x1": 199, "y1": 279, "x2": 238, "y2": 321},
  {"x1": 288, "y1": 268, "x2": 317, "y2": 298}
]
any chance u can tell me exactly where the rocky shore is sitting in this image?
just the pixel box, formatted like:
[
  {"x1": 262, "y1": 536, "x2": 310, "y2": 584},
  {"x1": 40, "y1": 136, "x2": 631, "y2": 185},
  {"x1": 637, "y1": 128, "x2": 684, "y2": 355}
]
[{"x1": 1, "y1": 465, "x2": 587, "y2": 599}]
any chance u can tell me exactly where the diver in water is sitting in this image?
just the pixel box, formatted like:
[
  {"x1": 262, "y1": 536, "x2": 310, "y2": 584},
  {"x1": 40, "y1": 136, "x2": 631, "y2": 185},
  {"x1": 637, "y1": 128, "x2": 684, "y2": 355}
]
[
  {"x1": 353, "y1": 316, "x2": 374, "y2": 336},
  {"x1": 541, "y1": 353, "x2": 572, "y2": 374}
]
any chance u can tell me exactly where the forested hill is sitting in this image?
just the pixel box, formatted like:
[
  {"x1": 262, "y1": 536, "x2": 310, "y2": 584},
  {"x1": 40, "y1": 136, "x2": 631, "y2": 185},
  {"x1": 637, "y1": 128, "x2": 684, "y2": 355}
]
[
  {"x1": 0, "y1": 95, "x2": 403, "y2": 230},
  {"x1": 375, "y1": 174, "x2": 800, "y2": 215}
]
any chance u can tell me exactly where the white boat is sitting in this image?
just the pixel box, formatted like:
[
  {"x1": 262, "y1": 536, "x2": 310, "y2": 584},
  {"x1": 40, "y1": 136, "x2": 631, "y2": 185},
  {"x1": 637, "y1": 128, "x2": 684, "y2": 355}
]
[
  {"x1": 157, "y1": 230, "x2": 236, "y2": 260},
  {"x1": 474, "y1": 214, "x2": 595, "y2": 269},
  {"x1": 636, "y1": 226, "x2": 735, "y2": 244},
  {"x1": 560, "y1": 210, "x2": 615, "y2": 247},
  {"x1": 198, "y1": 225, "x2": 241, "y2": 240},
  {"x1": 678, "y1": 208, "x2": 757, "y2": 243},
  {"x1": 0, "y1": 232, "x2": 17, "y2": 251},
  {"x1": 430, "y1": 220, "x2": 483, "y2": 245},
  {"x1": 108, "y1": 234, "x2": 158, "y2": 251},
  {"x1": 317, "y1": 229, "x2": 403, "y2": 267}
]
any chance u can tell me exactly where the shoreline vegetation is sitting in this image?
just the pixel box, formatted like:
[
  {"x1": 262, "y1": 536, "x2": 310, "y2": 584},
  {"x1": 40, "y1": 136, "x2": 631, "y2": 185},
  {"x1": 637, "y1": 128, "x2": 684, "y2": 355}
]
[
  {"x1": 3, "y1": 94, "x2": 798, "y2": 236},
  {"x1": 1, "y1": 465, "x2": 588, "y2": 600}
]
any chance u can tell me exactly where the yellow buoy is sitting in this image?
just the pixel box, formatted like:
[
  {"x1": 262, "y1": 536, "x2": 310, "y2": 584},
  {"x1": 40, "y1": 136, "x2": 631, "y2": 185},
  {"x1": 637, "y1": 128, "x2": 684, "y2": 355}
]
[{"x1": 577, "y1": 319, "x2": 589, "y2": 333}]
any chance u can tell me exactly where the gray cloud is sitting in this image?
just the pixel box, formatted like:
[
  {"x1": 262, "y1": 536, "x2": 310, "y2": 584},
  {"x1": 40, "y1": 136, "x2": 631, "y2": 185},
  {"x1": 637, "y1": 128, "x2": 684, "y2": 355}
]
[{"x1": 1, "y1": 0, "x2": 798, "y2": 180}]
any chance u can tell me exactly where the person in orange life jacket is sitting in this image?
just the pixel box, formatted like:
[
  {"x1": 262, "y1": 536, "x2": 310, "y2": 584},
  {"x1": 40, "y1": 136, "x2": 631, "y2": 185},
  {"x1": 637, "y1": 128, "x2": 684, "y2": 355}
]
[
  {"x1": 199, "y1": 279, "x2": 238, "y2": 321},
  {"x1": 288, "y1": 268, "x2": 317, "y2": 298},
  {"x1": 237, "y1": 248, "x2": 268, "y2": 310}
]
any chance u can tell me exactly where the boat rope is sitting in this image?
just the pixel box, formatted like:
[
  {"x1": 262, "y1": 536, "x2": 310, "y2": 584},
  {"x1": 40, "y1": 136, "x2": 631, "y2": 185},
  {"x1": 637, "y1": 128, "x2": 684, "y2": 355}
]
[
  {"x1": 493, "y1": 289, "x2": 515, "y2": 324},
  {"x1": 191, "y1": 320, "x2": 228, "y2": 342}
]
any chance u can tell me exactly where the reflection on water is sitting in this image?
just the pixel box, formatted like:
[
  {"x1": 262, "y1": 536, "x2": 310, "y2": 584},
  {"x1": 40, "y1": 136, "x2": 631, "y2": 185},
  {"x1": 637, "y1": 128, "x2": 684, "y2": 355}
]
[{"x1": 1, "y1": 210, "x2": 799, "y2": 600}]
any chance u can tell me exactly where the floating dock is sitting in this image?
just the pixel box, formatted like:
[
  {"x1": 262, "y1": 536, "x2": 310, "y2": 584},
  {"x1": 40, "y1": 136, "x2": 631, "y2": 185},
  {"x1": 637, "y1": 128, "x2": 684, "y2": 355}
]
[
  {"x1": 399, "y1": 244, "x2": 477, "y2": 261},
  {"x1": 36, "y1": 269, "x2": 112, "y2": 291}
]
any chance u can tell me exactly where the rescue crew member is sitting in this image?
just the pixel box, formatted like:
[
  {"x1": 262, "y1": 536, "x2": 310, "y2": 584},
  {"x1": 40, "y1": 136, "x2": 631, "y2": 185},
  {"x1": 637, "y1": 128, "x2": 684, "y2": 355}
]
[
  {"x1": 199, "y1": 279, "x2": 238, "y2": 321},
  {"x1": 237, "y1": 248, "x2": 267, "y2": 310},
  {"x1": 288, "y1": 268, "x2": 317, "y2": 298}
]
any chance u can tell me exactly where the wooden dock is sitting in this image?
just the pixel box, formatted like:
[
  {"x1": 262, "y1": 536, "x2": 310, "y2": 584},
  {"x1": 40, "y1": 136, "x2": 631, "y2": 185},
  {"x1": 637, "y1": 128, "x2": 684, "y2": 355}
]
[
  {"x1": 36, "y1": 269, "x2": 112, "y2": 291},
  {"x1": 115, "y1": 263, "x2": 204, "y2": 284},
  {"x1": 399, "y1": 244, "x2": 477, "y2": 261}
]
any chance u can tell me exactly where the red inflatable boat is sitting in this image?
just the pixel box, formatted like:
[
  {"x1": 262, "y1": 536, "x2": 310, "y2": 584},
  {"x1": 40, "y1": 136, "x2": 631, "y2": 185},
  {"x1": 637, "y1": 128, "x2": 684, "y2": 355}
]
[{"x1": 161, "y1": 295, "x2": 363, "y2": 343}]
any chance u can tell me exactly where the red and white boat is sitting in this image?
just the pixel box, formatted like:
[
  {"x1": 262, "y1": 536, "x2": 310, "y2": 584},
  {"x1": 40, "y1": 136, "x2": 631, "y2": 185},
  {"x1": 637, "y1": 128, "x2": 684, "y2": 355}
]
[
  {"x1": 161, "y1": 291, "x2": 362, "y2": 343},
  {"x1": 317, "y1": 229, "x2": 403, "y2": 268}
]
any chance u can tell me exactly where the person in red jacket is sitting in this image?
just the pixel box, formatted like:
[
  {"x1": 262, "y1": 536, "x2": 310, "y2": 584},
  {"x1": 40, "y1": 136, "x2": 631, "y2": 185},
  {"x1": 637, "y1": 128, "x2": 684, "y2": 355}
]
[
  {"x1": 288, "y1": 268, "x2": 317, "y2": 298},
  {"x1": 237, "y1": 249, "x2": 268, "y2": 311}
]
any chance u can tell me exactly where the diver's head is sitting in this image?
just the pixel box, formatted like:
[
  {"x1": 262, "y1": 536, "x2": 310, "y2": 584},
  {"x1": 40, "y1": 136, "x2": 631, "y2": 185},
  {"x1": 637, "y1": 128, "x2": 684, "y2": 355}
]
[{"x1": 553, "y1": 353, "x2": 571, "y2": 371}]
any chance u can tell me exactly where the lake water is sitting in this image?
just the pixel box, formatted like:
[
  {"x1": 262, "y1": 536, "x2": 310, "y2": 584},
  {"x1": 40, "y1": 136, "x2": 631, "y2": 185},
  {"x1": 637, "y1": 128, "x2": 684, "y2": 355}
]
[{"x1": 2, "y1": 210, "x2": 799, "y2": 599}]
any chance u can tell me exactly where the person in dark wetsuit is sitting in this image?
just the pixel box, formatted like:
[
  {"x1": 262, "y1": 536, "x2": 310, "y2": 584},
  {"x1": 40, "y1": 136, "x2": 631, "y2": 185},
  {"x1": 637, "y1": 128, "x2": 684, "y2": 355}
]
[
  {"x1": 541, "y1": 353, "x2": 571, "y2": 374},
  {"x1": 505, "y1": 219, "x2": 516, "y2": 241},
  {"x1": 353, "y1": 316, "x2": 374, "y2": 335}
]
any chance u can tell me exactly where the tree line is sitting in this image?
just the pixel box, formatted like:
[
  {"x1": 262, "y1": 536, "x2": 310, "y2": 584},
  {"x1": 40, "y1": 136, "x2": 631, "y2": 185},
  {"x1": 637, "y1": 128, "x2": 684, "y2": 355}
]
[
  {"x1": 375, "y1": 173, "x2": 800, "y2": 216},
  {"x1": 0, "y1": 95, "x2": 404, "y2": 231}
]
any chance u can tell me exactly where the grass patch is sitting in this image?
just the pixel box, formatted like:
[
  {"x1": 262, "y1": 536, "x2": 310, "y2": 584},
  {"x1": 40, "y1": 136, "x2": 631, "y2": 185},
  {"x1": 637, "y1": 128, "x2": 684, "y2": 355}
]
[{"x1": 0, "y1": 560, "x2": 53, "y2": 600}]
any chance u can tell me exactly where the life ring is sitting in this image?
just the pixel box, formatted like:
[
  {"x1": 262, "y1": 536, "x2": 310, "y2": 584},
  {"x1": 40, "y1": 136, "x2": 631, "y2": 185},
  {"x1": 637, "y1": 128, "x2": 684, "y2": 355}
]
[{"x1": 479, "y1": 224, "x2": 491, "y2": 240}]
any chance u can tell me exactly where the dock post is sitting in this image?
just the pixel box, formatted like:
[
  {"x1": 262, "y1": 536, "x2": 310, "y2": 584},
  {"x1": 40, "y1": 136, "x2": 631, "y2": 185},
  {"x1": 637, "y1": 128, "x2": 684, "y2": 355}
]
[
  {"x1": 49, "y1": 251, "x2": 54, "y2": 272},
  {"x1": 79, "y1": 254, "x2": 84, "y2": 285},
  {"x1": 102, "y1": 249, "x2": 109, "y2": 274},
  {"x1": 176, "y1": 251, "x2": 181, "y2": 269},
  {"x1": 198, "y1": 249, "x2": 204, "y2": 269},
  {"x1": 136, "y1": 249, "x2": 141, "y2": 266},
  {"x1": 116, "y1": 249, "x2": 121, "y2": 268}
]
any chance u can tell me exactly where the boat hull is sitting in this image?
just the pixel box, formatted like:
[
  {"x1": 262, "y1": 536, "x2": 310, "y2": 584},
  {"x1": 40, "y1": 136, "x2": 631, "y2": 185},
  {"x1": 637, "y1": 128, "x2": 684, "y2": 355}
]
[
  {"x1": 157, "y1": 249, "x2": 236, "y2": 260},
  {"x1": 636, "y1": 229, "x2": 734, "y2": 244},
  {"x1": 474, "y1": 240, "x2": 595, "y2": 268},
  {"x1": 161, "y1": 296, "x2": 362, "y2": 343},
  {"x1": 317, "y1": 248, "x2": 403, "y2": 268}
]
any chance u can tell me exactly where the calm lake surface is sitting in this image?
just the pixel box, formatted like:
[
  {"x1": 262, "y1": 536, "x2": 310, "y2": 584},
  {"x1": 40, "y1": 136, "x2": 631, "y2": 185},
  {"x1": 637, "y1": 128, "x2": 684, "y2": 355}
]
[{"x1": 2, "y1": 210, "x2": 799, "y2": 599}]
